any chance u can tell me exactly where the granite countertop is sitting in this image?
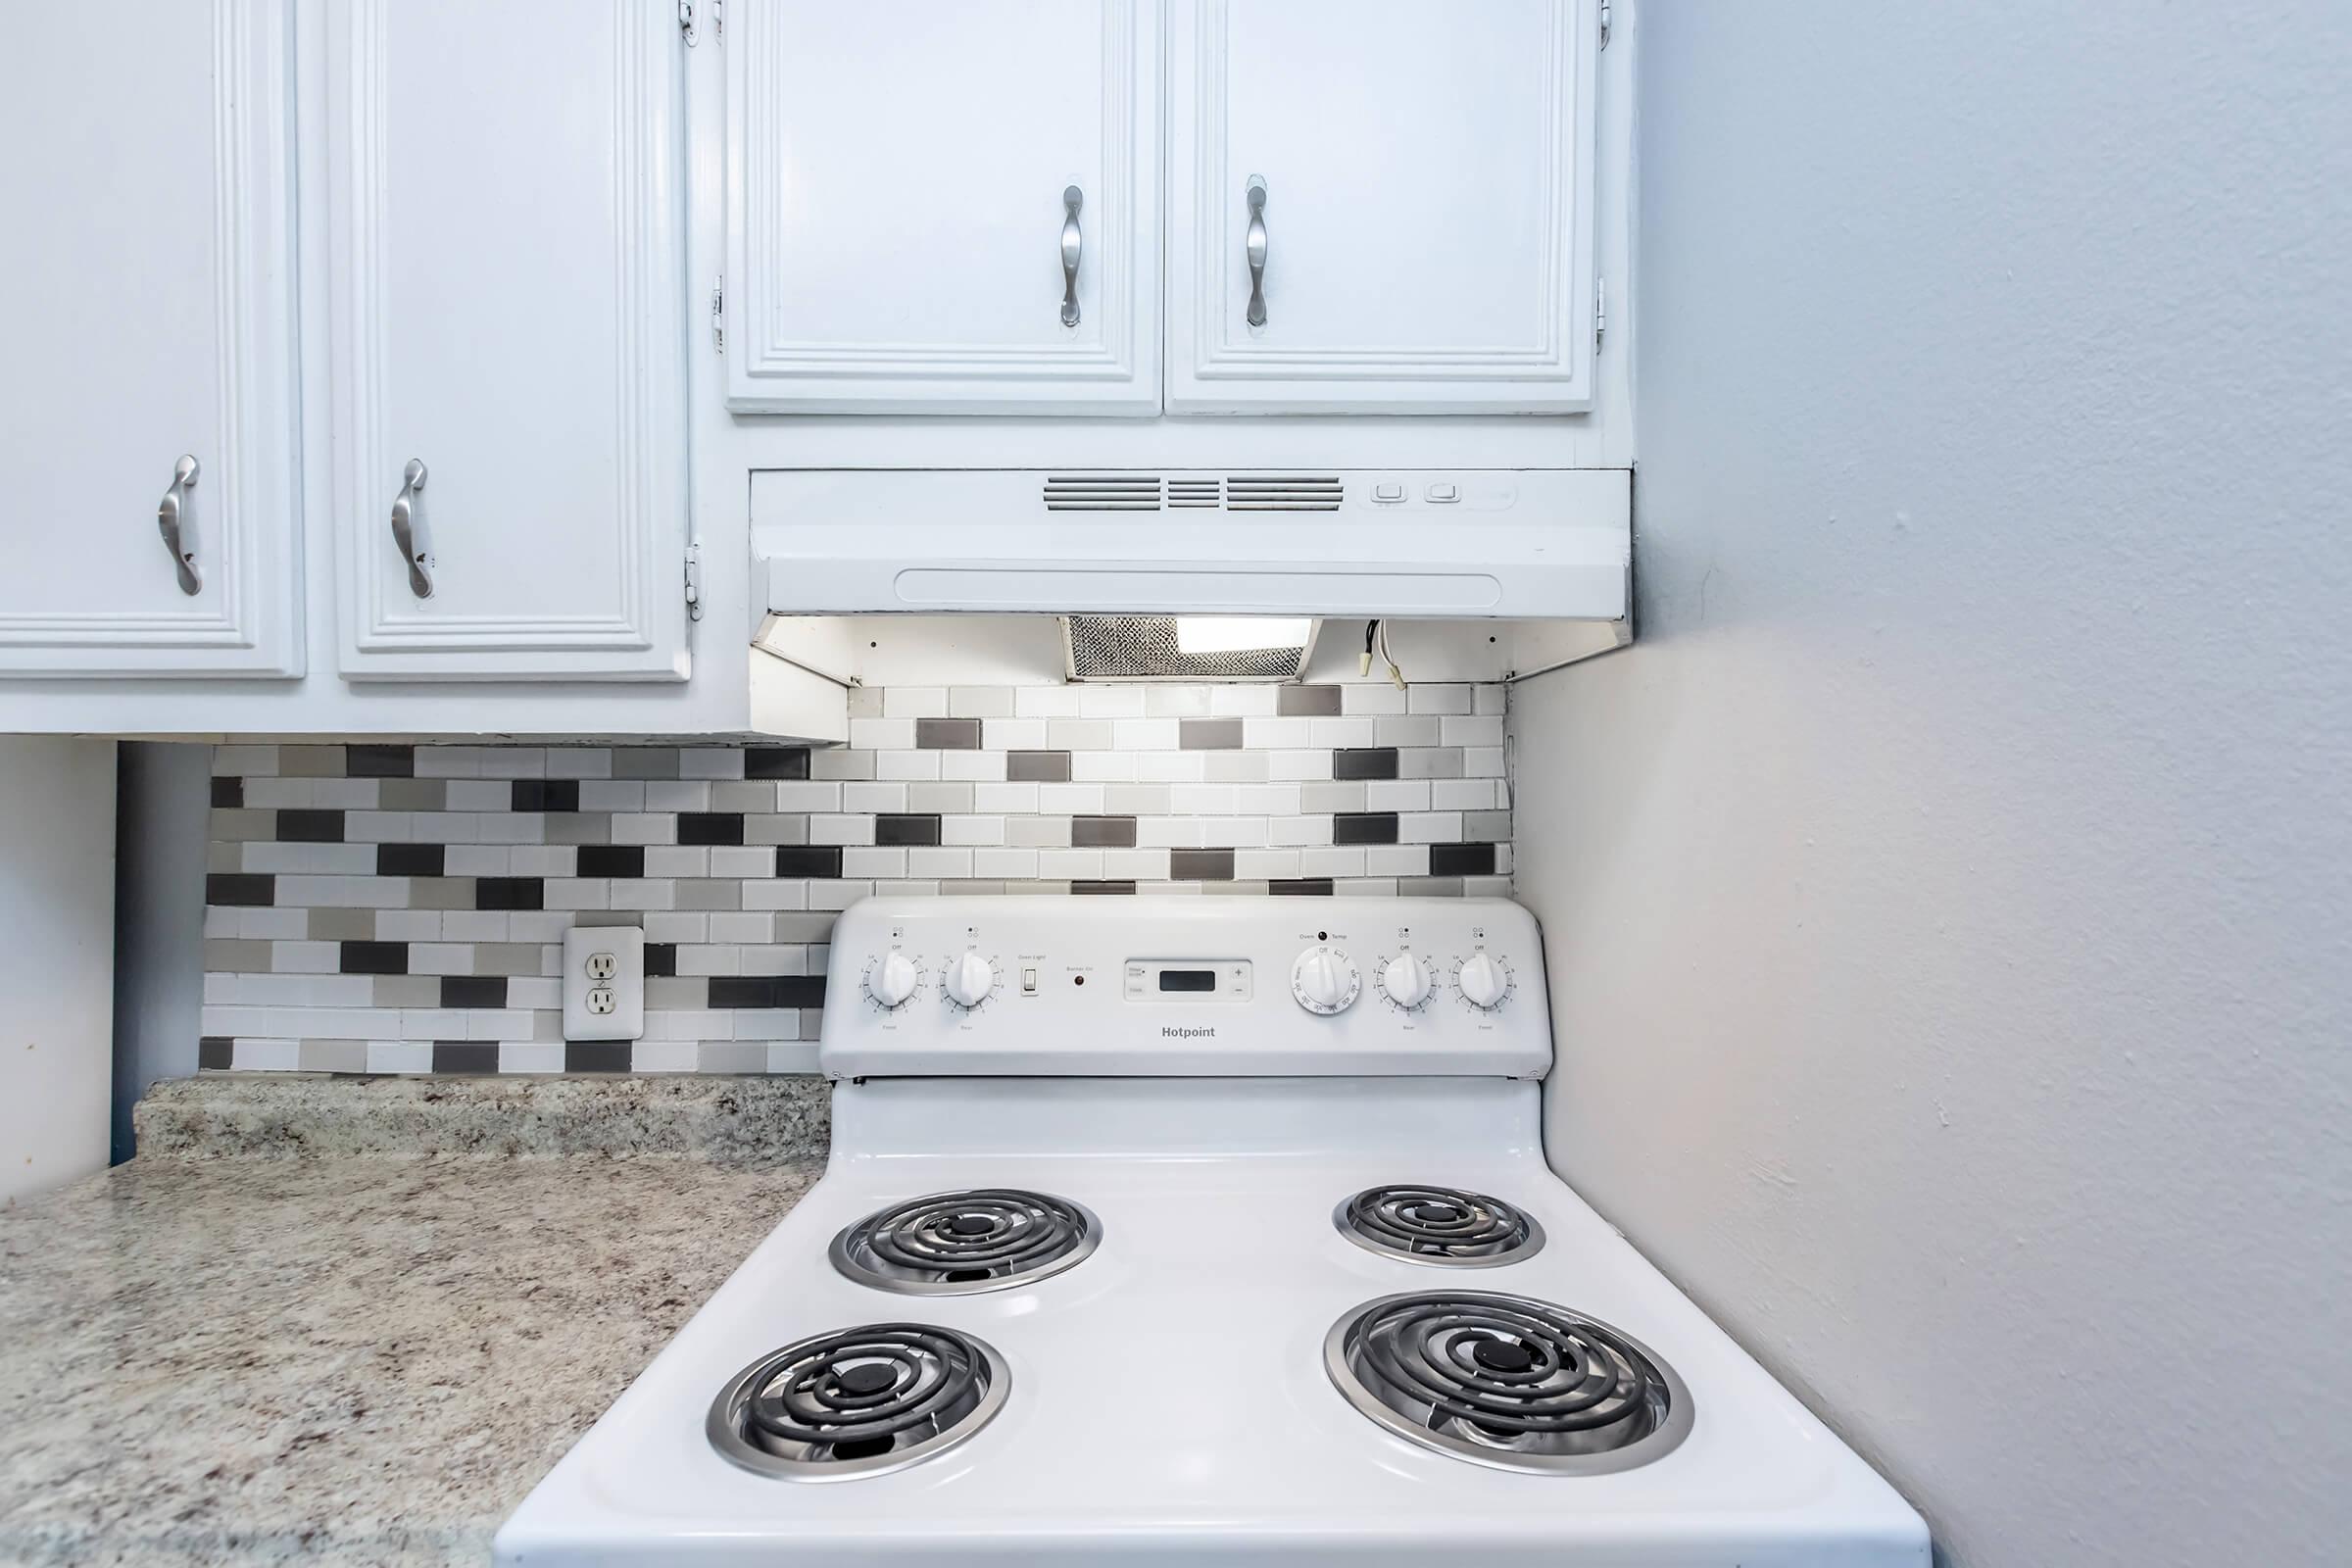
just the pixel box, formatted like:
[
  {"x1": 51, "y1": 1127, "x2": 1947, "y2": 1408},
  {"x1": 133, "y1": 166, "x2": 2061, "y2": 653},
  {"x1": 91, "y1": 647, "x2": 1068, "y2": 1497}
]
[{"x1": 0, "y1": 1075, "x2": 830, "y2": 1567}]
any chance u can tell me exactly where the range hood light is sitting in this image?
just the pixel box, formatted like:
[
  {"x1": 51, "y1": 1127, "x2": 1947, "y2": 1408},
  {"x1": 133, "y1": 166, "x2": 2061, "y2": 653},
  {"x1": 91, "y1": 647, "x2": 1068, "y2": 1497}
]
[{"x1": 1174, "y1": 616, "x2": 1316, "y2": 657}]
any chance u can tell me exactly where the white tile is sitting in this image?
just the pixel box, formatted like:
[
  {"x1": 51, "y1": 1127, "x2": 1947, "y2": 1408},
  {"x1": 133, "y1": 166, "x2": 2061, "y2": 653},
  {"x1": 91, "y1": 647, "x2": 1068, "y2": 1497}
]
[
  {"x1": 938, "y1": 750, "x2": 1004, "y2": 782},
  {"x1": 808, "y1": 814, "x2": 875, "y2": 846},
  {"x1": 545, "y1": 879, "x2": 612, "y2": 911},
  {"x1": 1170, "y1": 783, "x2": 1236, "y2": 814},
  {"x1": 1441, "y1": 714, "x2": 1505, "y2": 748},
  {"x1": 1244, "y1": 715, "x2": 1313, "y2": 748},
  {"x1": 1111, "y1": 717, "x2": 1179, "y2": 750},
  {"x1": 1076, "y1": 684, "x2": 1147, "y2": 717},
  {"x1": 1433, "y1": 779, "x2": 1499, "y2": 810},
  {"x1": 368, "y1": 1041, "x2": 433, "y2": 1073},
  {"x1": 1130, "y1": 752, "x2": 1204, "y2": 782},
  {"x1": 1267, "y1": 751, "x2": 1332, "y2": 782},
  {"x1": 376, "y1": 909, "x2": 443, "y2": 942},
  {"x1": 1208, "y1": 685, "x2": 1278, "y2": 715},
  {"x1": 479, "y1": 812, "x2": 547, "y2": 847},
  {"x1": 1102, "y1": 848, "x2": 1167, "y2": 879},
  {"x1": 774, "y1": 780, "x2": 845, "y2": 811},
  {"x1": 766, "y1": 1042, "x2": 821, "y2": 1071},
  {"x1": 642, "y1": 846, "x2": 709, "y2": 878},
  {"x1": 1200, "y1": 816, "x2": 1271, "y2": 848},
  {"x1": 413, "y1": 747, "x2": 480, "y2": 779},
  {"x1": 882, "y1": 686, "x2": 950, "y2": 718},
  {"x1": 974, "y1": 781, "x2": 1041, "y2": 813},
  {"x1": 807, "y1": 881, "x2": 874, "y2": 912},
  {"x1": 1366, "y1": 846, "x2": 1427, "y2": 876},
  {"x1": 1340, "y1": 682, "x2": 1408, "y2": 715},
  {"x1": 843, "y1": 781, "x2": 908, "y2": 813},
  {"x1": 973, "y1": 848, "x2": 1041, "y2": 879},
  {"x1": 849, "y1": 716, "x2": 915, "y2": 750},
  {"x1": 1037, "y1": 849, "x2": 1103, "y2": 878},
  {"x1": 646, "y1": 1011, "x2": 728, "y2": 1042},
  {"x1": 546, "y1": 748, "x2": 615, "y2": 780},
  {"x1": 475, "y1": 748, "x2": 548, "y2": 779},
  {"x1": 709, "y1": 912, "x2": 776, "y2": 944},
  {"x1": 578, "y1": 780, "x2": 647, "y2": 811},
  {"x1": 1375, "y1": 715, "x2": 1443, "y2": 747},
  {"x1": 1398, "y1": 812, "x2": 1464, "y2": 844},
  {"x1": 1144, "y1": 685, "x2": 1212, "y2": 717},
  {"x1": 608, "y1": 878, "x2": 677, "y2": 910},
  {"x1": 644, "y1": 911, "x2": 709, "y2": 943},
  {"x1": 743, "y1": 880, "x2": 811, "y2": 910},
  {"x1": 1406, "y1": 683, "x2": 1472, "y2": 714},
  {"x1": 1047, "y1": 718, "x2": 1114, "y2": 750},
  {"x1": 1138, "y1": 816, "x2": 1201, "y2": 848},
  {"x1": 1271, "y1": 815, "x2": 1334, "y2": 847},
  {"x1": 726, "y1": 1010, "x2": 802, "y2": 1043},
  {"x1": 1299, "y1": 846, "x2": 1369, "y2": 877},
  {"x1": 1037, "y1": 782, "x2": 1105, "y2": 813},
  {"x1": 1013, "y1": 685, "x2": 1082, "y2": 717},
  {"x1": 1235, "y1": 783, "x2": 1302, "y2": 815},
  {"x1": 508, "y1": 977, "x2": 563, "y2": 1008},
  {"x1": 231, "y1": 1039, "x2": 301, "y2": 1071},
  {"x1": 343, "y1": 811, "x2": 411, "y2": 844},
  {"x1": 611, "y1": 813, "x2": 679, "y2": 845},
  {"x1": 876, "y1": 751, "x2": 943, "y2": 781},
  {"x1": 1070, "y1": 751, "x2": 1133, "y2": 783},
  {"x1": 236, "y1": 907, "x2": 307, "y2": 939},
  {"x1": 949, "y1": 687, "x2": 1016, "y2": 718},
  {"x1": 442, "y1": 910, "x2": 512, "y2": 943},
  {"x1": 499, "y1": 1043, "x2": 566, "y2": 1073},
  {"x1": 1464, "y1": 747, "x2": 1506, "y2": 777},
  {"x1": 942, "y1": 815, "x2": 1004, "y2": 846},
  {"x1": 510, "y1": 912, "x2": 572, "y2": 944},
  {"x1": 243, "y1": 843, "x2": 374, "y2": 875},
  {"x1": 677, "y1": 946, "x2": 743, "y2": 977},
  {"x1": 1311, "y1": 716, "x2": 1379, "y2": 748},
  {"x1": 907, "y1": 847, "x2": 975, "y2": 878},
  {"x1": 466, "y1": 1010, "x2": 533, "y2": 1042},
  {"x1": 1236, "y1": 849, "x2": 1301, "y2": 879},
  {"x1": 204, "y1": 907, "x2": 240, "y2": 939},
  {"x1": 841, "y1": 847, "x2": 907, "y2": 878},
  {"x1": 210, "y1": 744, "x2": 279, "y2": 775},
  {"x1": 1366, "y1": 780, "x2": 1434, "y2": 811},
  {"x1": 406, "y1": 943, "x2": 474, "y2": 975},
  {"x1": 442, "y1": 778, "x2": 511, "y2": 810},
  {"x1": 277, "y1": 876, "x2": 413, "y2": 909},
  {"x1": 709, "y1": 846, "x2": 774, "y2": 878},
  {"x1": 983, "y1": 716, "x2": 1049, "y2": 750},
  {"x1": 1473, "y1": 684, "x2": 1505, "y2": 715},
  {"x1": 444, "y1": 845, "x2": 509, "y2": 877}
]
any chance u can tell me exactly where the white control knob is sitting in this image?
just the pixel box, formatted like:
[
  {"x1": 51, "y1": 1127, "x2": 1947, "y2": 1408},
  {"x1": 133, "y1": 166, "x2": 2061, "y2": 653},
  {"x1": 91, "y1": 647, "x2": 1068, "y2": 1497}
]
[
  {"x1": 865, "y1": 952, "x2": 918, "y2": 1008},
  {"x1": 944, "y1": 951, "x2": 996, "y2": 1008},
  {"x1": 1457, "y1": 953, "x2": 1509, "y2": 1010},
  {"x1": 1291, "y1": 948, "x2": 1360, "y2": 1015},
  {"x1": 1381, "y1": 953, "x2": 1434, "y2": 1009}
]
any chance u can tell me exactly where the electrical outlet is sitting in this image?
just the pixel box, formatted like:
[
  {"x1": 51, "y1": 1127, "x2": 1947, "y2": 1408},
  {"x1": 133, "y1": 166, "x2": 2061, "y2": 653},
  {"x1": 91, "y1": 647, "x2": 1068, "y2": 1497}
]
[{"x1": 564, "y1": 926, "x2": 644, "y2": 1042}]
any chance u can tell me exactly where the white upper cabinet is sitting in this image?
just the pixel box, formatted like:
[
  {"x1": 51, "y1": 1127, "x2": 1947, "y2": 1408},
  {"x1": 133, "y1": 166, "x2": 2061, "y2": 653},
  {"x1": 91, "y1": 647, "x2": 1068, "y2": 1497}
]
[
  {"x1": 325, "y1": 0, "x2": 691, "y2": 680},
  {"x1": 0, "y1": 0, "x2": 302, "y2": 677},
  {"x1": 1165, "y1": 0, "x2": 1601, "y2": 414},
  {"x1": 726, "y1": 0, "x2": 1162, "y2": 415}
]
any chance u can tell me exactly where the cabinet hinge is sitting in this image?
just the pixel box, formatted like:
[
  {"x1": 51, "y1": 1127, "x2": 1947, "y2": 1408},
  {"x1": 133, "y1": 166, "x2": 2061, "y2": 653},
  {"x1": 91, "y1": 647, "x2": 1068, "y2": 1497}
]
[
  {"x1": 684, "y1": 542, "x2": 704, "y2": 622},
  {"x1": 678, "y1": 0, "x2": 697, "y2": 45},
  {"x1": 1594, "y1": 276, "x2": 1607, "y2": 351},
  {"x1": 710, "y1": 276, "x2": 725, "y2": 353},
  {"x1": 1598, "y1": 0, "x2": 1612, "y2": 49}
]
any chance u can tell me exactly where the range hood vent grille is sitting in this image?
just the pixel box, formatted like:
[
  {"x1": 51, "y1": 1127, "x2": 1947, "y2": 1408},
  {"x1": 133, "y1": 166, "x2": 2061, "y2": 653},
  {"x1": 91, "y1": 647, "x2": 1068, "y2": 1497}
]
[
  {"x1": 1060, "y1": 614, "x2": 1316, "y2": 682},
  {"x1": 1041, "y1": 475, "x2": 1345, "y2": 513}
]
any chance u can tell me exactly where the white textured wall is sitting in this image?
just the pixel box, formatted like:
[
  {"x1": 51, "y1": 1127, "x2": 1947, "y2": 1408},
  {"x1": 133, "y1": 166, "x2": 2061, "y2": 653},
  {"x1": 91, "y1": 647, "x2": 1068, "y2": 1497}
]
[
  {"x1": 0, "y1": 739, "x2": 117, "y2": 1203},
  {"x1": 1513, "y1": 4, "x2": 2351, "y2": 1566}
]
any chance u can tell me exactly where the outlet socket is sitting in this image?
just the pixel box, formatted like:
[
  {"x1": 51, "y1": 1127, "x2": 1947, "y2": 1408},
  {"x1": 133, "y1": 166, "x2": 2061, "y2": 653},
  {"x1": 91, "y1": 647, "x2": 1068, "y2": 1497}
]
[{"x1": 564, "y1": 926, "x2": 645, "y2": 1042}]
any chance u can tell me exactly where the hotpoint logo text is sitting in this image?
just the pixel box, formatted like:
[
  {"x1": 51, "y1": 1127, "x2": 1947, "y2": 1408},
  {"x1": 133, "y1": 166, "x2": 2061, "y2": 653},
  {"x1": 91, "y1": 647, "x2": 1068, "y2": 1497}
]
[{"x1": 1161, "y1": 1025, "x2": 1216, "y2": 1040}]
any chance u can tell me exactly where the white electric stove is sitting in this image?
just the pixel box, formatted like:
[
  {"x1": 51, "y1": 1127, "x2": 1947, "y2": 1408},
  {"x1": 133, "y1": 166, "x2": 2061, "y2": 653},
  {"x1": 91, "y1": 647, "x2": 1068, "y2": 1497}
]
[{"x1": 497, "y1": 897, "x2": 1927, "y2": 1566}]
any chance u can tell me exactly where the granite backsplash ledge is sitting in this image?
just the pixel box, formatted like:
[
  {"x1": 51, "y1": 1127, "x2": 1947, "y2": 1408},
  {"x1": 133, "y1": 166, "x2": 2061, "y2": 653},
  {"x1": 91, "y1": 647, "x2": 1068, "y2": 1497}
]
[{"x1": 201, "y1": 680, "x2": 1513, "y2": 1075}]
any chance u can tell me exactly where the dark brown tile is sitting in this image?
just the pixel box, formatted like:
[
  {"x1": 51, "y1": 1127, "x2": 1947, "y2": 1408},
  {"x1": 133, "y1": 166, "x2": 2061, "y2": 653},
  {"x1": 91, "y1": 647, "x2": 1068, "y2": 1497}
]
[
  {"x1": 275, "y1": 808, "x2": 346, "y2": 843},
  {"x1": 338, "y1": 941, "x2": 408, "y2": 975},
  {"x1": 1071, "y1": 815, "x2": 1138, "y2": 848},
  {"x1": 1276, "y1": 684, "x2": 1344, "y2": 716},
  {"x1": 744, "y1": 747, "x2": 812, "y2": 779},
  {"x1": 198, "y1": 1037, "x2": 234, "y2": 1069},
  {"x1": 210, "y1": 777, "x2": 243, "y2": 808},
  {"x1": 346, "y1": 744, "x2": 415, "y2": 778},
  {"x1": 1170, "y1": 848, "x2": 1236, "y2": 880},
  {"x1": 564, "y1": 1042, "x2": 632, "y2": 1073},
  {"x1": 477, "y1": 877, "x2": 545, "y2": 910},
  {"x1": 439, "y1": 975, "x2": 508, "y2": 1008},
  {"x1": 915, "y1": 717, "x2": 983, "y2": 750},
  {"x1": 576, "y1": 845, "x2": 645, "y2": 877},
  {"x1": 1332, "y1": 748, "x2": 1400, "y2": 780},
  {"x1": 1006, "y1": 750, "x2": 1073, "y2": 782},
  {"x1": 710, "y1": 975, "x2": 827, "y2": 1008},
  {"x1": 377, "y1": 843, "x2": 445, "y2": 877},
  {"x1": 1270, "y1": 878, "x2": 1337, "y2": 896},
  {"x1": 1071, "y1": 880, "x2": 1138, "y2": 895},
  {"x1": 512, "y1": 779, "x2": 580, "y2": 812},
  {"x1": 679, "y1": 812, "x2": 746, "y2": 846},
  {"x1": 1333, "y1": 812, "x2": 1401, "y2": 846},
  {"x1": 432, "y1": 1043, "x2": 499, "y2": 1074},
  {"x1": 1179, "y1": 718, "x2": 1245, "y2": 750},
  {"x1": 875, "y1": 814, "x2": 943, "y2": 847},
  {"x1": 775, "y1": 847, "x2": 844, "y2": 878},
  {"x1": 645, "y1": 943, "x2": 677, "y2": 977},
  {"x1": 1430, "y1": 842, "x2": 1496, "y2": 876},
  {"x1": 206, "y1": 873, "x2": 274, "y2": 906}
]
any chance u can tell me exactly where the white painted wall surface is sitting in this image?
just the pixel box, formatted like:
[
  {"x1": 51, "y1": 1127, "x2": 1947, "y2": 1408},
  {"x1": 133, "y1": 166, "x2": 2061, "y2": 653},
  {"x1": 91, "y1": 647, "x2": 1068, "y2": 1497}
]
[
  {"x1": 0, "y1": 740, "x2": 117, "y2": 1204},
  {"x1": 1512, "y1": 5, "x2": 2351, "y2": 1566}
]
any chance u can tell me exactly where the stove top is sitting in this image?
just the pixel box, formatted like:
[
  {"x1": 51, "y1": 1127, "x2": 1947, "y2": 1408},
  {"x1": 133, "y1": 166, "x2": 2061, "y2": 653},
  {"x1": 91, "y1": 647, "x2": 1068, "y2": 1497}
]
[
  {"x1": 498, "y1": 898, "x2": 1926, "y2": 1566},
  {"x1": 829, "y1": 1188, "x2": 1101, "y2": 1296}
]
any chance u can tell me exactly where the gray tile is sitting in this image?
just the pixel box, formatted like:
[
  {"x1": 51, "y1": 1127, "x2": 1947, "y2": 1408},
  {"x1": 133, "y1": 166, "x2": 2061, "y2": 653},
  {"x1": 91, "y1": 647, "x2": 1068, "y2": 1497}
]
[
  {"x1": 276, "y1": 745, "x2": 347, "y2": 778},
  {"x1": 203, "y1": 939, "x2": 272, "y2": 971},
  {"x1": 1201, "y1": 752, "x2": 1271, "y2": 782},
  {"x1": 1333, "y1": 748, "x2": 1400, "y2": 780},
  {"x1": 1301, "y1": 781, "x2": 1369, "y2": 813},
  {"x1": 378, "y1": 777, "x2": 448, "y2": 811},
  {"x1": 773, "y1": 912, "x2": 839, "y2": 942},
  {"x1": 648, "y1": 976, "x2": 709, "y2": 1007},
  {"x1": 1171, "y1": 848, "x2": 1237, "y2": 880},
  {"x1": 1006, "y1": 751, "x2": 1073, "y2": 782},
  {"x1": 906, "y1": 782, "x2": 975, "y2": 813},
  {"x1": 207, "y1": 843, "x2": 242, "y2": 874},
  {"x1": 1462, "y1": 810, "x2": 1512, "y2": 842},
  {"x1": 545, "y1": 811, "x2": 613, "y2": 845},
  {"x1": 1376, "y1": 716, "x2": 1443, "y2": 748},
  {"x1": 531, "y1": 1008, "x2": 565, "y2": 1041},
  {"x1": 847, "y1": 685, "x2": 885, "y2": 717},
  {"x1": 799, "y1": 1008, "x2": 825, "y2": 1040},
  {"x1": 211, "y1": 808, "x2": 275, "y2": 843},
  {"x1": 409, "y1": 877, "x2": 475, "y2": 909},
  {"x1": 939, "y1": 880, "x2": 1008, "y2": 896},
  {"x1": 306, "y1": 907, "x2": 377, "y2": 942},
  {"x1": 915, "y1": 717, "x2": 983, "y2": 750},
  {"x1": 1399, "y1": 876, "x2": 1467, "y2": 897},
  {"x1": 471, "y1": 943, "x2": 546, "y2": 976},
  {"x1": 698, "y1": 1043, "x2": 770, "y2": 1073},
  {"x1": 746, "y1": 814, "x2": 810, "y2": 846},
  {"x1": 298, "y1": 1039, "x2": 369, "y2": 1073},
  {"x1": 675, "y1": 879, "x2": 744, "y2": 911},
  {"x1": 1071, "y1": 815, "x2": 1138, "y2": 848},
  {"x1": 710, "y1": 781, "x2": 779, "y2": 812},
  {"x1": 612, "y1": 747, "x2": 681, "y2": 779},
  {"x1": 1397, "y1": 748, "x2": 1465, "y2": 780},
  {"x1": 1179, "y1": 718, "x2": 1245, "y2": 750},
  {"x1": 810, "y1": 747, "x2": 876, "y2": 781},
  {"x1": 1276, "y1": 684, "x2": 1343, "y2": 716},
  {"x1": 373, "y1": 975, "x2": 440, "y2": 1006},
  {"x1": 1006, "y1": 816, "x2": 1072, "y2": 849}
]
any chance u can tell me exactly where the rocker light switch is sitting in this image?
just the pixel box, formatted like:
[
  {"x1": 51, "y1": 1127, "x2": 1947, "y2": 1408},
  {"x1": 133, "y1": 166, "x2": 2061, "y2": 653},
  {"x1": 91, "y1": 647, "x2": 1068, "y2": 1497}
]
[{"x1": 564, "y1": 925, "x2": 645, "y2": 1042}]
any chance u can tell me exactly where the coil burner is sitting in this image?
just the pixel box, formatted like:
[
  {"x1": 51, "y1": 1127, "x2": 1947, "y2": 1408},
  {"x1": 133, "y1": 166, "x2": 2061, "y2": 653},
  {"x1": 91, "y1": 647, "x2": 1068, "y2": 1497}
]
[
  {"x1": 1326, "y1": 1291, "x2": 1691, "y2": 1475},
  {"x1": 831, "y1": 1188, "x2": 1102, "y2": 1295},
  {"x1": 1335, "y1": 1184, "x2": 1545, "y2": 1266},
  {"x1": 708, "y1": 1323, "x2": 1009, "y2": 1481}
]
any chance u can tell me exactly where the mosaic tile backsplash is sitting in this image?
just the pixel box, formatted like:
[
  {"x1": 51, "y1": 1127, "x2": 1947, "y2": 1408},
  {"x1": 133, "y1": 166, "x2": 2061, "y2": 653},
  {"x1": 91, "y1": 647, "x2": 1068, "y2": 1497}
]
[{"x1": 201, "y1": 681, "x2": 1512, "y2": 1075}]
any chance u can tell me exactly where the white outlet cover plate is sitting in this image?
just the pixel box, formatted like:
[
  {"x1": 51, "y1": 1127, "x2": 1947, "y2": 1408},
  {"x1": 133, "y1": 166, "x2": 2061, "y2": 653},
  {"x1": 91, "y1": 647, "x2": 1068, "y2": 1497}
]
[{"x1": 563, "y1": 926, "x2": 646, "y2": 1043}]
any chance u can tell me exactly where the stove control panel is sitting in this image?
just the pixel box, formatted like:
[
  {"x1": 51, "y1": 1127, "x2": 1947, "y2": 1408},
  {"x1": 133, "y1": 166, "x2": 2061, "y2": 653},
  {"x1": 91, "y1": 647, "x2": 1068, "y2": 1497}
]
[{"x1": 822, "y1": 897, "x2": 1548, "y2": 1078}]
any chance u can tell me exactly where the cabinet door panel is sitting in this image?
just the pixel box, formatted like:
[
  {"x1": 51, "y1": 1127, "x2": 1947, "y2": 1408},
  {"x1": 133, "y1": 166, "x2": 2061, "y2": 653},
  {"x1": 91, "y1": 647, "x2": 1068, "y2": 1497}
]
[
  {"x1": 1168, "y1": 0, "x2": 1598, "y2": 413},
  {"x1": 328, "y1": 0, "x2": 689, "y2": 679},
  {"x1": 0, "y1": 0, "x2": 300, "y2": 677},
  {"x1": 728, "y1": 0, "x2": 1160, "y2": 414}
]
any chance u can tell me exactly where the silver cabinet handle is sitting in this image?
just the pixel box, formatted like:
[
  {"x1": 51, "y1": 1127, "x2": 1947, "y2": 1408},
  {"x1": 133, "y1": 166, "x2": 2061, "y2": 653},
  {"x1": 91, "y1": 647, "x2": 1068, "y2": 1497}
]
[
  {"x1": 1245, "y1": 176, "x2": 1269, "y2": 328},
  {"x1": 156, "y1": 455, "x2": 201, "y2": 595},
  {"x1": 389, "y1": 458, "x2": 433, "y2": 600},
  {"x1": 1059, "y1": 185, "x2": 1084, "y2": 327}
]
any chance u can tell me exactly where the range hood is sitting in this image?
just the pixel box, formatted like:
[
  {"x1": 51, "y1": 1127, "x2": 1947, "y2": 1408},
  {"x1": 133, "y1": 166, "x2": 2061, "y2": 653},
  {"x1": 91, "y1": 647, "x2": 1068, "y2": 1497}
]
[{"x1": 751, "y1": 468, "x2": 1630, "y2": 620}]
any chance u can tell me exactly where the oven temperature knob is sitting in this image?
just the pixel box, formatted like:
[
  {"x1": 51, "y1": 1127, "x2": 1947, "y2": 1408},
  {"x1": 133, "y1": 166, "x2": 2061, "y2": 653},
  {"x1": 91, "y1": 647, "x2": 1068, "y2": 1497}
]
[
  {"x1": 943, "y1": 952, "x2": 996, "y2": 1008},
  {"x1": 865, "y1": 952, "x2": 918, "y2": 1008},
  {"x1": 1457, "y1": 953, "x2": 1510, "y2": 1010},
  {"x1": 1379, "y1": 953, "x2": 1435, "y2": 1010},
  {"x1": 1291, "y1": 948, "x2": 1360, "y2": 1015}
]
